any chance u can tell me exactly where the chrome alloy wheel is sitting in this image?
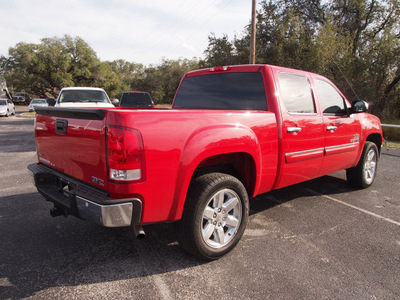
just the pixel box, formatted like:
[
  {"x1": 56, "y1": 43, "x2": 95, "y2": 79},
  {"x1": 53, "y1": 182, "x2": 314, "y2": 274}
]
[
  {"x1": 201, "y1": 188, "x2": 242, "y2": 249},
  {"x1": 363, "y1": 149, "x2": 377, "y2": 184}
]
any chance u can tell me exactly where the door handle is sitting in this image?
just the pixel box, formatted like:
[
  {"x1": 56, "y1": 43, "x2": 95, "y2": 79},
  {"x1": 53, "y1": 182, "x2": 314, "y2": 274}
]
[
  {"x1": 55, "y1": 120, "x2": 68, "y2": 135},
  {"x1": 287, "y1": 127, "x2": 302, "y2": 133},
  {"x1": 326, "y1": 126, "x2": 337, "y2": 132}
]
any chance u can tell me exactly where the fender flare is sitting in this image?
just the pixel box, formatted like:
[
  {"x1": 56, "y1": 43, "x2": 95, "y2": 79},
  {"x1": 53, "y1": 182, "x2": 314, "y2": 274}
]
[{"x1": 167, "y1": 124, "x2": 262, "y2": 221}]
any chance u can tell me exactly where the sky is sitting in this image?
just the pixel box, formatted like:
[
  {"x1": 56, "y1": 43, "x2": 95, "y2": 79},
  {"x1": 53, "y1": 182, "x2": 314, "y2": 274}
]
[{"x1": 0, "y1": 0, "x2": 253, "y2": 66}]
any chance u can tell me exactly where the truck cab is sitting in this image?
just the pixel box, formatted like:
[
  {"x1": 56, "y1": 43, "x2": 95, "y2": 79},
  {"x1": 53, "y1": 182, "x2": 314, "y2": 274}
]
[{"x1": 55, "y1": 87, "x2": 114, "y2": 108}]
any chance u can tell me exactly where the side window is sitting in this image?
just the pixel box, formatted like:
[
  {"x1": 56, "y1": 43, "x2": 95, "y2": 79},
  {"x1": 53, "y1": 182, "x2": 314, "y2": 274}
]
[
  {"x1": 278, "y1": 73, "x2": 315, "y2": 114},
  {"x1": 315, "y1": 79, "x2": 345, "y2": 115}
]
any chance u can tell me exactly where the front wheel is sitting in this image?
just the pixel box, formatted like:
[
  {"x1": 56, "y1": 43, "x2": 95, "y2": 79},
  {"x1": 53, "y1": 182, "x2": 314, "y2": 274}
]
[
  {"x1": 176, "y1": 173, "x2": 249, "y2": 260},
  {"x1": 346, "y1": 142, "x2": 379, "y2": 188}
]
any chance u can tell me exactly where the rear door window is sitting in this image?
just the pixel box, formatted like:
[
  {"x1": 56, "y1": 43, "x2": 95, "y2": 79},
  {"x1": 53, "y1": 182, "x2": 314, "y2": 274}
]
[
  {"x1": 173, "y1": 73, "x2": 267, "y2": 110},
  {"x1": 278, "y1": 73, "x2": 316, "y2": 114}
]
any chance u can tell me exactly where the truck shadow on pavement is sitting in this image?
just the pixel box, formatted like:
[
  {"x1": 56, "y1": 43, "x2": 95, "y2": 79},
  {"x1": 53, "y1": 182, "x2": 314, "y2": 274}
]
[
  {"x1": 0, "y1": 174, "x2": 362, "y2": 299},
  {"x1": 250, "y1": 172, "x2": 357, "y2": 216},
  {"x1": 0, "y1": 193, "x2": 203, "y2": 299}
]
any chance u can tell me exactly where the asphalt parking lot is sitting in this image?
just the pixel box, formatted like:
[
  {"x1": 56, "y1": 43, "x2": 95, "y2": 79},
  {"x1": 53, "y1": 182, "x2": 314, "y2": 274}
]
[{"x1": 1, "y1": 106, "x2": 399, "y2": 299}]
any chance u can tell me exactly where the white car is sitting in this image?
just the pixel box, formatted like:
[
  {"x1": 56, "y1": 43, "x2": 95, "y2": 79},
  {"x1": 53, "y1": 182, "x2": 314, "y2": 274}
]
[
  {"x1": 29, "y1": 99, "x2": 48, "y2": 112},
  {"x1": 55, "y1": 87, "x2": 114, "y2": 108},
  {"x1": 0, "y1": 98, "x2": 15, "y2": 117}
]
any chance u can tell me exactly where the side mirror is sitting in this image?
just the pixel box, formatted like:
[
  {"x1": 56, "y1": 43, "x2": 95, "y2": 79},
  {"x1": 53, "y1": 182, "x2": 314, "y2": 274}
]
[
  {"x1": 349, "y1": 100, "x2": 368, "y2": 114},
  {"x1": 112, "y1": 98, "x2": 119, "y2": 106}
]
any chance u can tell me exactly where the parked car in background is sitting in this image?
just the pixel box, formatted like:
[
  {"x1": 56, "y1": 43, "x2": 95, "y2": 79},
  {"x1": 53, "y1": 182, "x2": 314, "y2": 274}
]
[
  {"x1": 0, "y1": 98, "x2": 15, "y2": 117},
  {"x1": 13, "y1": 92, "x2": 31, "y2": 105},
  {"x1": 29, "y1": 99, "x2": 48, "y2": 111},
  {"x1": 115, "y1": 91, "x2": 154, "y2": 108},
  {"x1": 55, "y1": 87, "x2": 114, "y2": 108}
]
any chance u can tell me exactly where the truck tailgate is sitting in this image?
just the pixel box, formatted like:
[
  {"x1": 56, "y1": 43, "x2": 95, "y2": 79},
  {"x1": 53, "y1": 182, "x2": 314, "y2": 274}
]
[{"x1": 34, "y1": 108, "x2": 108, "y2": 189}]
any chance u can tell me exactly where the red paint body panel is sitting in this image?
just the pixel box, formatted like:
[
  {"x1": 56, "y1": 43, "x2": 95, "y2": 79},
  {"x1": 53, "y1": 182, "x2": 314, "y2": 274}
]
[
  {"x1": 104, "y1": 109, "x2": 279, "y2": 223},
  {"x1": 33, "y1": 64, "x2": 383, "y2": 225},
  {"x1": 35, "y1": 116, "x2": 108, "y2": 189}
]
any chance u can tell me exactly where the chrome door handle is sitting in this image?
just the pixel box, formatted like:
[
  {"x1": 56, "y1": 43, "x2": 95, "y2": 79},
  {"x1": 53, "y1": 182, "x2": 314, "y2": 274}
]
[
  {"x1": 326, "y1": 126, "x2": 337, "y2": 131},
  {"x1": 287, "y1": 127, "x2": 302, "y2": 133}
]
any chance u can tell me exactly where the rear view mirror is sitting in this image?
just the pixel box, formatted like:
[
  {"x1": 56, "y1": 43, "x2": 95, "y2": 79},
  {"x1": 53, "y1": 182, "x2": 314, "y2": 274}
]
[{"x1": 349, "y1": 100, "x2": 368, "y2": 114}]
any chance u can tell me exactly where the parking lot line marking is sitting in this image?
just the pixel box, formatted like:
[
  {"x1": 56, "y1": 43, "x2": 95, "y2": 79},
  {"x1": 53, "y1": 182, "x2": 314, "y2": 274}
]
[
  {"x1": 304, "y1": 188, "x2": 400, "y2": 227},
  {"x1": 134, "y1": 241, "x2": 173, "y2": 300},
  {"x1": 152, "y1": 275, "x2": 173, "y2": 300}
]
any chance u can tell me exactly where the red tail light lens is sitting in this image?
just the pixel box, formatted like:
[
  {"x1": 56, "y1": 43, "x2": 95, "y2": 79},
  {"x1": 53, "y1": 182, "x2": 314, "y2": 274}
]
[
  {"x1": 209, "y1": 66, "x2": 231, "y2": 72},
  {"x1": 106, "y1": 126, "x2": 145, "y2": 182}
]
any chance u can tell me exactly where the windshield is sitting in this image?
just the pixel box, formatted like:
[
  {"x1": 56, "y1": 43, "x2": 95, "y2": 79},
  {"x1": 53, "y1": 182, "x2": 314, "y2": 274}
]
[
  {"x1": 31, "y1": 99, "x2": 47, "y2": 104},
  {"x1": 0, "y1": 100, "x2": 7, "y2": 105},
  {"x1": 121, "y1": 93, "x2": 153, "y2": 108},
  {"x1": 58, "y1": 90, "x2": 109, "y2": 103}
]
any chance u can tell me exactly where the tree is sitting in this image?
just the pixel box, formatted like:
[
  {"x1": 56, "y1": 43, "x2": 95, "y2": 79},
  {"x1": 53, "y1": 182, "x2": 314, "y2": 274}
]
[
  {"x1": 0, "y1": 36, "x2": 200, "y2": 104},
  {"x1": 202, "y1": 0, "x2": 400, "y2": 118},
  {"x1": 132, "y1": 58, "x2": 200, "y2": 104},
  {"x1": 202, "y1": 34, "x2": 237, "y2": 67},
  {"x1": 0, "y1": 35, "x2": 121, "y2": 98}
]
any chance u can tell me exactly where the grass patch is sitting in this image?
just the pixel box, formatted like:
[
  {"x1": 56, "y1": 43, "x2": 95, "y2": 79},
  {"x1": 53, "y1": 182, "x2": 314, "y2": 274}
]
[
  {"x1": 381, "y1": 119, "x2": 400, "y2": 142},
  {"x1": 20, "y1": 112, "x2": 36, "y2": 118},
  {"x1": 384, "y1": 141, "x2": 400, "y2": 149},
  {"x1": 155, "y1": 103, "x2": 172, "y2": 108}
]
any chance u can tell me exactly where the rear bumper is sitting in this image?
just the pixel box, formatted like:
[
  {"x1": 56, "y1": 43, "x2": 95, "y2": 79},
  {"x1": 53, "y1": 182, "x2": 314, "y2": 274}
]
[{"x1": 28, "y1": 163, "x2": 142, "y2": 227}]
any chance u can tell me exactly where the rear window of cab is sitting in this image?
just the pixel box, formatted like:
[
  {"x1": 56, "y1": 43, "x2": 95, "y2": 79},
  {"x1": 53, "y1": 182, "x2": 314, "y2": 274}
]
[{"x1": 173, "y1": 73, "x2": 267, "y2": 110}]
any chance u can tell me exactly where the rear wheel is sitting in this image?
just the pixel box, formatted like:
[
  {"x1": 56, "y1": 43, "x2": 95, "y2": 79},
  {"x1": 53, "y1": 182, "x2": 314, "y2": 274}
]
[
  {"x1": 176, "y1": 173, "x2": 249, "y2": 260},
  {"x1": 346, "y1": 142, "x2": 379, "y2": 188}
]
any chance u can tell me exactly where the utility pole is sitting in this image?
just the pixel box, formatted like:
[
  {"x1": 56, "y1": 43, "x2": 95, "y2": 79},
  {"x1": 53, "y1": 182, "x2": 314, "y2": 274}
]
[{"x1": 249, "y1": 0, "x2": 257, "y2": 64}]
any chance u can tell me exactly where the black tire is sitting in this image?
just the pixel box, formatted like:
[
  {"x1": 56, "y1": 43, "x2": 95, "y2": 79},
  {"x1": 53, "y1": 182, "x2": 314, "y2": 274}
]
[
  {"x1": 346, "y1": 141, "x2": 379, "y2": 188},
  {"x1": 175, "y1": 172, "x2": 249, "y2": 260}
]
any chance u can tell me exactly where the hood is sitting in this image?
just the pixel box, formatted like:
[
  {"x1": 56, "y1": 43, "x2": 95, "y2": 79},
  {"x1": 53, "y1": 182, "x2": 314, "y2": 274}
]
[{"x1": 55, "y1": 102, "x2": 115, "y2": 108}]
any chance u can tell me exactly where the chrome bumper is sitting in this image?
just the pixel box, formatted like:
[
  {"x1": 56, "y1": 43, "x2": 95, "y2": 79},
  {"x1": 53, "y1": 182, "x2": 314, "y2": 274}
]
[
  {"x1": 76, "y1": 196, "x2": 135, "y2": 227},
  {"x1": 28, "y1": 163, "x2": 142, "y2": 228}
]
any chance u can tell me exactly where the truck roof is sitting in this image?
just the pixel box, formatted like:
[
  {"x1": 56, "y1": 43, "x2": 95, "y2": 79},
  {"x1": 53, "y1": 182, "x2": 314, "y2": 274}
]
[{"x1": 60, "y1": 87, "x2": 106, "y2": 91}]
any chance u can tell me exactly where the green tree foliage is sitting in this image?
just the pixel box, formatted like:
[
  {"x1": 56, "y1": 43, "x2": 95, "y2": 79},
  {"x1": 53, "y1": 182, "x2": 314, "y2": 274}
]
[
  {"x1": 131, "y1": 58, "x2": 200, "y2": 104},
  {"x1": 105, "y1": 59, "x2": 145, "y2": 96},
  {"x1": 203, "y1": 0, "x2": 400, "y2": 118},
  {"x1": 0, "y1": 36, "x2": 108, "y2": 97},
  {"x1": 0, "y1": 36, "x2": 200, "y2": 103}
]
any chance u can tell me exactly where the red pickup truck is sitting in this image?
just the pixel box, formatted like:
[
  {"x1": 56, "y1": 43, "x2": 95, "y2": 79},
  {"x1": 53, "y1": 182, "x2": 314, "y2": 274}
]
[{"x1": 29, "y1": 64, "x2": 382, "y2": 260}]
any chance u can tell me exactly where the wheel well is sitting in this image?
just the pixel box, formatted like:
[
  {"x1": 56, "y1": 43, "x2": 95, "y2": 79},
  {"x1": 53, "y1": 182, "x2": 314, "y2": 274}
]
[
  {"x1": 192, "y1": 153, "x2": 256, "y2": 197},
  {"x1": 366, "y1": 133, "x2": 382, "y2": 155}
]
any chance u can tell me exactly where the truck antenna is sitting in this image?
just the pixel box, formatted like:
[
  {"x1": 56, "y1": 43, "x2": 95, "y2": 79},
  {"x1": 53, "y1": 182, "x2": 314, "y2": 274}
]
[{"x1": 332, "y1": 60, "x2": 362, "y2": 102}]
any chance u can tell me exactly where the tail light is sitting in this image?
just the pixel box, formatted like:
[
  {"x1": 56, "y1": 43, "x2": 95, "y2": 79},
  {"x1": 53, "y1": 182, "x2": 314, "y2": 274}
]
[
  {"x1": 106, "y1": 126, "x2": 146, "y2": 182},
  {"x1": 209, "y1": 66, "x2": 231, "y2": 72}
]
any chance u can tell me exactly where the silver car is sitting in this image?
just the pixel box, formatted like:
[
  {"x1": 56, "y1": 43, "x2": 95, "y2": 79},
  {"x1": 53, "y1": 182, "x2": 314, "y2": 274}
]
[
  {"x1": 0, "y1": 98, "x2": 16, "y2": 117},
  {"x1": 29, "y1": 99, "x2": 48, "y2": 112}
]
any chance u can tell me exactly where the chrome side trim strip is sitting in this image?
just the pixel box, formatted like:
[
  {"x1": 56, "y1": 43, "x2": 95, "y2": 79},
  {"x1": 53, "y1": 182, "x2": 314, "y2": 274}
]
[
  {"x1": 325, "y1": 142, "x2": 359, "y2": 150},
  {"x1": 285, "y1": 147, "x2": 325, "y2": 157},
  {"x1": 285, "y1": 142, "x2": 359, "y2": 157}
]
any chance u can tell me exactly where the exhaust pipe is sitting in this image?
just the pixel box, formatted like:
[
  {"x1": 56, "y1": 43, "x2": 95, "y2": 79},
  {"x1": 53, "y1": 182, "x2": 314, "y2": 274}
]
[{"x1": 133, "y1": 225, "x2": 145, "y2": 239}]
